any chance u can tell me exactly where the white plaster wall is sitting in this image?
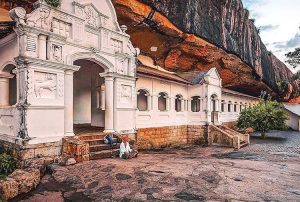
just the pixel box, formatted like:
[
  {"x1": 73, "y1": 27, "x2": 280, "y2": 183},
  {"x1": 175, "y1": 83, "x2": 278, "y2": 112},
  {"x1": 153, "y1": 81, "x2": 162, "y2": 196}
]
[
  {"x1": 26, "y1": 108, "x2": 64, "y2": 144},
  {"x1": 220, "y1": 93, "x2": 259, "y2": 123},
  {"x1": 187, "y1": 84, "x2": 207, "y2": 125},
  {"x1": 286, "y1": 111, "x2": 300, "y2": 131},
  {"x1": 136, "y1": 76, "x2": 208, "y2": 128}
]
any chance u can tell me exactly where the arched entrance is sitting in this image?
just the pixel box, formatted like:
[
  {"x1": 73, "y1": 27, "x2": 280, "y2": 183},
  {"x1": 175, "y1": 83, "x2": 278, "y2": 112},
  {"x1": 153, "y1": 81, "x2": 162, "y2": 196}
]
[
  {"x1": 73, "y1": 59, "x2": 106, "y2": 135},
  {"x1": 0, "y1": 63, "x2": 17, "y2": 107}
]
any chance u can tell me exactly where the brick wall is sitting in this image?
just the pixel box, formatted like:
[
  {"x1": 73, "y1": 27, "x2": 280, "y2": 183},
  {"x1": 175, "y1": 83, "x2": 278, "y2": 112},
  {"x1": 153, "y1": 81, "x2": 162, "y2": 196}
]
[
  {"x1": 187, "y1": 125, "x2": 207, "y2": 145},
  {"x1": 137, "y1": 125, "x2": 209, "y2": 150}
]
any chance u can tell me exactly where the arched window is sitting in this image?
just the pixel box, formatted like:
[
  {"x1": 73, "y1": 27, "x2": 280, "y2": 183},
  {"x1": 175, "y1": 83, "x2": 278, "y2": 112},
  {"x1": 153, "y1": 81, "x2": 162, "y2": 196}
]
[
  {"x1": 191, "y1": 96, "x2": 201, "y2": 112},
  {"x1": 175, "y1": 94, "x2": 183, "y2": 112},
  {"x1": 211, "y1": 94, "x2": 218, "y2": 112},
  {"x1": 158, "y1": 92, "x2": 168, "y2": 111},
  {"x1": 228, "y1": 101, "x2": 232, "y2": 112},
  {"x1": 137, "y1": 89, "x2": 149, "y2": 111},
  {"x1": 221, "y1": 100, "x2": 225, "y2": 112},
  {"x1": 234, "y1": 102, "x2": 238, "y2": 112}
]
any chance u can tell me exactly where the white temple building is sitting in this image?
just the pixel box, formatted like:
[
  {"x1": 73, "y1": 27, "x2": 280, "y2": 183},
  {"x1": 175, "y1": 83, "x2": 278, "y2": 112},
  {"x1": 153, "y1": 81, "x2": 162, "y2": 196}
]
[{"x1": 0, "y1": 0, "x2": 261, "y2": 160}]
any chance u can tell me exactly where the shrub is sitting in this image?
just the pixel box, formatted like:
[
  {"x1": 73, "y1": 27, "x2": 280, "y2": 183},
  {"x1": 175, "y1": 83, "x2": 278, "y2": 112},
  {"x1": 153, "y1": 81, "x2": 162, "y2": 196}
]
[
  {"x1": 45, "y1": 0, "x2": 60, "y2": 7},
  {"x1": 0, "y1": 153, "x2": 17, "y2": 176},
  {"x1": 237, "y1": 100, "x2": 288, "y2": 138}
]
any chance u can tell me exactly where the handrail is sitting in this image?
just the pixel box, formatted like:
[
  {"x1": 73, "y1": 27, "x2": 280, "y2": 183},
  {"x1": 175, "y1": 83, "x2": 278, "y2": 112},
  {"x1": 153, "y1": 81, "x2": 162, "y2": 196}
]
[
  {"x1": 211, "y1": 125, "x2": 234, "y2": 138},
  {"x1": 221, "y1": 125, "x2": 243, "y2": 136}
]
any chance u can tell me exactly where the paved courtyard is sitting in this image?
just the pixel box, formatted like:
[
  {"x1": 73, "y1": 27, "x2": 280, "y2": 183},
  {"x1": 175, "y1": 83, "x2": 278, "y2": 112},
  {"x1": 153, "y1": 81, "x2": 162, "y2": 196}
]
[{"x1": 12, "y1": 131, "x2": 300, "y2": 202}]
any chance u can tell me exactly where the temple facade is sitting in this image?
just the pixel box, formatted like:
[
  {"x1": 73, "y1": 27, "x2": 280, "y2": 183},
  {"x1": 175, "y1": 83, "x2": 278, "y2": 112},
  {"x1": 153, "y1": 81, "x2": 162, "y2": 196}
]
[{"x1": 0, "y1": 0, "x2": 259, "y2": 160}]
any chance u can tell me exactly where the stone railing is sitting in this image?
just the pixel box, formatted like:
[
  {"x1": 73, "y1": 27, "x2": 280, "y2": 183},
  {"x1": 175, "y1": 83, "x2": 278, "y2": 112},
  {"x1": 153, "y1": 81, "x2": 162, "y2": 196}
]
[
  {"x1": 210, "y1": 125, "x2": 235, "y2": 148},
  {"x1": 221, "y1": 126, "x2": 250, "y2": 144},
  {"x1": 211, "y1": 125, "x2": 250, "y2": 149},
  {"x1": 0, "y1": 107, "x2": 20, "y2": 138}
]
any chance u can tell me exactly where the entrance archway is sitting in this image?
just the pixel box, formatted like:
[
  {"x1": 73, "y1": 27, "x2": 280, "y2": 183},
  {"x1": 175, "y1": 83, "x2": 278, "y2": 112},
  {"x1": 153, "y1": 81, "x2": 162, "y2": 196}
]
[
  {"x1": 73, "y1": 59, "x2": 105, "y2": 135},
  {"x1": 0, "y1": 63, "x2": 17, "y2": 107}
]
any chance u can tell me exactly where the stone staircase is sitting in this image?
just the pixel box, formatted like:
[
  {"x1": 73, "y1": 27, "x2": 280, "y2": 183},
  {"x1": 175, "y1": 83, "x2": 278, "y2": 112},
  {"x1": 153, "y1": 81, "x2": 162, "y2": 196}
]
[
  {"x1": 210, "y1": 125, "x2": 250, "y2": 150},
  {"x1": 77, "y1": 133, "x2": 120, "y2": 160}
]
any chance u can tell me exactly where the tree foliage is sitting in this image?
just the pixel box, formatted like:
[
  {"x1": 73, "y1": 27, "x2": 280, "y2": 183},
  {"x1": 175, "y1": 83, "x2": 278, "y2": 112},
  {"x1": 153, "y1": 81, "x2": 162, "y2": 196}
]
[
  {"x1": 237, "y1": 99, "x2": 288, "y2": 137},
  {"x1": 0, "y1": 153, "x2": 16, "y2": 176},
  {"x1": 45, "y1": 0, "x2": 60, "y2": 7},
  {"x1": 286, "y1": 48, "x2": 300, "y2": 68}
]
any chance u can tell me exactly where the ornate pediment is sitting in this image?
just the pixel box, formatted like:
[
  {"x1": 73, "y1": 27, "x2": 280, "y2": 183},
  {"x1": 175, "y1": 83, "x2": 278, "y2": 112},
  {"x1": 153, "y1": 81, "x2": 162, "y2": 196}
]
[{"x1": 73, "y1": 2, "x2": 109, "y2": 29}]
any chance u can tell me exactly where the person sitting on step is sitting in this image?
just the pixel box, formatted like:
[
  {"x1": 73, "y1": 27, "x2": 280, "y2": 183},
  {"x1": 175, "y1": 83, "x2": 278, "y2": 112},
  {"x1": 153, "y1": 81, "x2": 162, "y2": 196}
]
[
  {"x1": 104, "y1": 133, "x2": 117, "y2": 147},
  {"x1": 119, "y1": 135, "x2": 138, "y2": 159}
]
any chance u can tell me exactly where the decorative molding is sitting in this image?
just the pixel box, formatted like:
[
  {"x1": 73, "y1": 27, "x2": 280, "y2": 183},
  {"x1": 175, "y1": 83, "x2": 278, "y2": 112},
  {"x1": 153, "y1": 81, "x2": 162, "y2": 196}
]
[{"x1": 34, "y1": 71, "x2": 57, "y2": 99}]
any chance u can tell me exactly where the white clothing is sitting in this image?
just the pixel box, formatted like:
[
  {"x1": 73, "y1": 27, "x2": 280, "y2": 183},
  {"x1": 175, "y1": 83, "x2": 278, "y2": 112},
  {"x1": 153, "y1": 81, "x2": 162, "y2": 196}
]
[{"x1": 119, "y1": 142, "x2": 132, "y2": 158}]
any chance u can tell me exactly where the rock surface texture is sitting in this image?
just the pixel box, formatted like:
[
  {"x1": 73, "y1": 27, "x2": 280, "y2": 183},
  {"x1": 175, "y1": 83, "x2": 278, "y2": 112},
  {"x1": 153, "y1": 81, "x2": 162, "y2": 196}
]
[
  {"x1": 12, "y1": 131, "x2": 300, "y2": 201},
  {"x1": 112, "y1": 0, "x2": 295, "y2": 97},
  {"x1": 0, "y1": 0, "x2": 297, "y2": 97}
]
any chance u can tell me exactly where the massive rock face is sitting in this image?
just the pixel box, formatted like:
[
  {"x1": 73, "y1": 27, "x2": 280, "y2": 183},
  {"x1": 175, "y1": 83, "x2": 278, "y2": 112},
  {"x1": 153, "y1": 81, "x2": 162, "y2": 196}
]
[
  {"x1": 0, "y1": 0, "x2": 295, "y2": 97},
  {"x1": 139, "y1": 0, "x2": 294, "y2": 88},
  {"x1": 112, "y1": 0, "x2": 294, "y2": 97}
]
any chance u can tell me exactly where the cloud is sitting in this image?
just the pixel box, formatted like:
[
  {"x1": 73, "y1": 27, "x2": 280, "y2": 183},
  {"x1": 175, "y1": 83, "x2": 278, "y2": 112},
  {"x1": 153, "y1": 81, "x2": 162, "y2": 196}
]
[
  {"x1": 242, "y1": 0, "x2": 264, "y2": 8},
  {"x1": 259, "y1": 24, "x2": 279, "y2": 32},
  {"x1": 272, "y1": 33, "x2": 300, "y2": 49},
  {"x1": 286, "y1": 33, "x2": 300, "y2": 48}
]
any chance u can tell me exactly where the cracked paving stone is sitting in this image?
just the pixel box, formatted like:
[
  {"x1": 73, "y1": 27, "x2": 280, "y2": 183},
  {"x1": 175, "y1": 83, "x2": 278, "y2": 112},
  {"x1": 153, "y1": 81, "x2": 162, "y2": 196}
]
[
  {"x1": 96, "y1": 185, "x2": 113, "y2": 194},
  {"x1": 288, "y1": 190, "x2": 300, "y2": 195},
  {"x1": 142, "y1": 187, "x2": 161, "y2": 194},
  {"x1": 233, "y1": 176, "x2": 244, "y2": 181},
  {"x1": 175, "y1": 192, "x2": 206, "y2": 201},
  {"x1": 87, "y1": 181, "x2": 98, "y2": 189},
  {"x1": 116, "y1": 173, "x2": 132, "y2": 180}
]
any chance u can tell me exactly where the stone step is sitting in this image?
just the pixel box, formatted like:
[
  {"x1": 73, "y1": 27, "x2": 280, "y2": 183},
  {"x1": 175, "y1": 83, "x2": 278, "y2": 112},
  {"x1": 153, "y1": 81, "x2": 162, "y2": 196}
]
[
  {"x1": 77, "y1": 134, "x2": 105, "y2": 141},
  {"x1": 84, "y1": 138, "x2": 105, "y2": 145},
  {"x1": 89, "y1": 143, "x2": 120, "y2": 152},
  {"x1": 84, "y1": 138, "x2": 118, "y2": 146},
  {"x1": 89, "y1": 149, "x2": 120, "y2": 160}
]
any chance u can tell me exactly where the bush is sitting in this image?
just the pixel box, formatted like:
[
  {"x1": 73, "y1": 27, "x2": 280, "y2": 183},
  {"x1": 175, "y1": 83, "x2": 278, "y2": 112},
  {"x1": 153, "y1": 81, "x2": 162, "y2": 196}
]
[
  {"x1": 45, "y1": 0, "x2": 60, "y2": 7},
  {"x1": 0, "y1": 153, "x2": 17, "y2": 176},
  {"x1": 237, "y1": 100, "x2": 288, "y2": 138}
]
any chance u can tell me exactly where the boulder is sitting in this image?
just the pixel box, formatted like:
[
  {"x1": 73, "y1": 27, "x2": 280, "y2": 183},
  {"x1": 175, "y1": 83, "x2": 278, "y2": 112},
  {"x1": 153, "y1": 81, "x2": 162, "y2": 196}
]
[
  {"x1": 9, "y1": 168, "x2": 40, "y2": 194},
  {"x1": 65, "y1": 158, "x2": 77, "y2": 166},
  {"x1": 0, "y1": 178, "x2": 19, "y2": 200}
]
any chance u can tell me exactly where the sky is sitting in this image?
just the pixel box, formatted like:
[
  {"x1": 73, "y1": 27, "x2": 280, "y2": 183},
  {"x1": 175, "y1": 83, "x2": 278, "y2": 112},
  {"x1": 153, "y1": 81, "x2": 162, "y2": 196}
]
[{"x1": 242, "y1": 0, "x2": 300, "y2": 73}]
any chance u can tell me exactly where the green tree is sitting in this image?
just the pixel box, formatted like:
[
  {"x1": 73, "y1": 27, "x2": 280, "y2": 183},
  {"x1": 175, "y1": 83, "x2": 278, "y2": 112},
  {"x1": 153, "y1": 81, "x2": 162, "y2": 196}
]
[
  {"x1": 286, "y1": 48, "x2": 300, "y2": 68},
  {"x1": 45, "y1": 0, "x2": 60, "y2": 7},
  {"x1": 237, "y1": 99, "x2": 288, "y2": 138}
]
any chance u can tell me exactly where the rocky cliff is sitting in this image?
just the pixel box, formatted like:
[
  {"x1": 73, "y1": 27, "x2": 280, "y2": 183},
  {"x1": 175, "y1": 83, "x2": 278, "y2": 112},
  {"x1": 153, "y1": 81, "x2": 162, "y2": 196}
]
[
  {"x1": 112, "y1": 0, "x2": 295, "y2": 97},
  {"x1": 0, "y1": 0, "x2": 296, "y2": 98}
]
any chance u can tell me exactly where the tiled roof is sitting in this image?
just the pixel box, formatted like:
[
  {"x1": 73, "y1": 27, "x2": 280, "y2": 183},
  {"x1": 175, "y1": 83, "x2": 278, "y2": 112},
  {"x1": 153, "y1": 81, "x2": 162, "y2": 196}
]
[
  {"x1": 0, "y1": 21, "x2": 15, "y2": 39},
  {"x1": 222, "y1": 88, "x2": 260, "y2": 99},
  {"x1": 177, "y1": 71, "x2": 208, "y2": 84},
  {"x1": 137, "y1": 65, "x2": 191, "y2": 84},
  {"x1": 284, "y1": 104, "x2": 300, "y2": 117}
]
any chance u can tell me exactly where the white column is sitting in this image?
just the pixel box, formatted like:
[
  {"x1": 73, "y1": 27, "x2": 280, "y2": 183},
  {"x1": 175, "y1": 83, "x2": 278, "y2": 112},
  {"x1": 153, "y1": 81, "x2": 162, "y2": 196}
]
[
  {"x1": 38, "y1": 35, "x2": 47, "y2": 60},
  {"x1": 0, "y1": 77, "x2": 10, "y2": 106},
  {"x1": 180, "y1": 99, "x2": 184, "y2": 112},
  {"x1": 147, "y1": 95, "x2": 151, "y2": 110},
  {"x1": 64, "y1": 70, "x2": 74, "y2": 136},
  {"x1": 104, "y1": 76, "x2": 115, "y2": 133}
]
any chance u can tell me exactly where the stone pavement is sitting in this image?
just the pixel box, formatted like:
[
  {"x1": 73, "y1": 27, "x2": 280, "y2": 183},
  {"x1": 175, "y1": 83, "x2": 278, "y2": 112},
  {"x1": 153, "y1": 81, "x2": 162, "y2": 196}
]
[
  {"x1": 242, "y1": 130, "x2": 300, "y2": 154},
  {"x1": 11, "y1": 131, "x2": 300, "y2": 202}
]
